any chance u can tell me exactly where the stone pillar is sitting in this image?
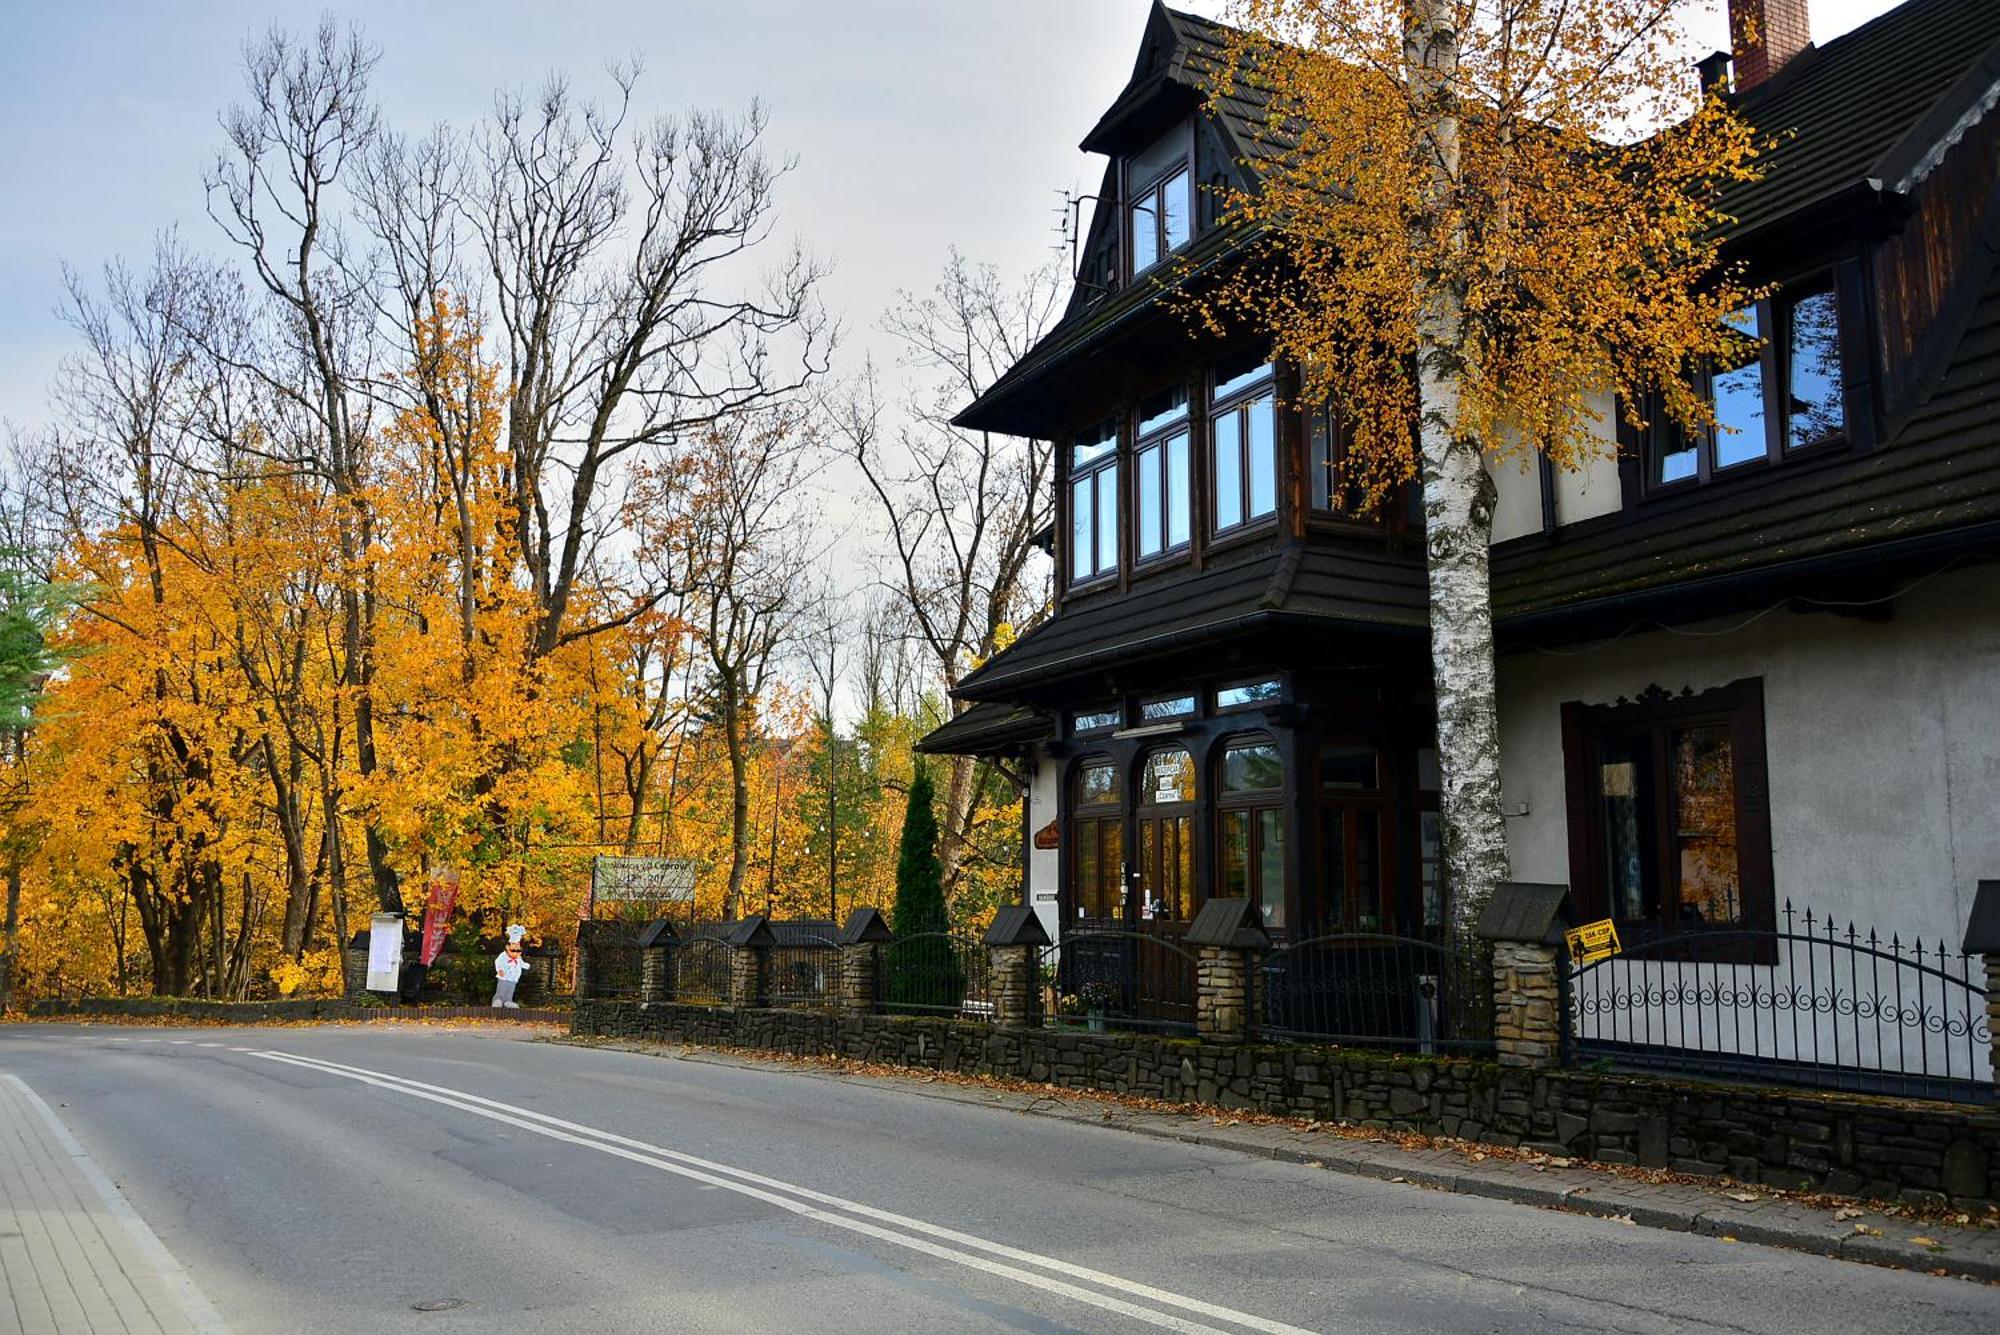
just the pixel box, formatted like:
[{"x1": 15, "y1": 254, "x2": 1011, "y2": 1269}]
[
  {"x1": 1491, "y1": 939, "x2": 1563, "y2": 1068},
  {"x1": 342, "y1": 941, "x2": 370, "y2": 998},
  {"x1": 1962, "y1": 881, "x2": 2000, "y2": 1088},
  {"x1": 724, "y1": 915, "x2": 774, "y2": 1009},
  {"x1": 836, "y1": 906, "x2": 892, "y2": 1017},
  {"x1": 572, "y1": 934, "x2": 594, "y2": 1001},
  {"x1": 638, "y1": 919, "x2": 678, "y2": 1006},
  {"x1": 985, "y1": 904, "x2": 1051, "y2": 1030},
  {"x1": 1476, "y1": 882, "x2": 1578, "y2": 1071},
  {"x1": 1186, "y1": 899, "x2": 1269, "y2": 1043}
]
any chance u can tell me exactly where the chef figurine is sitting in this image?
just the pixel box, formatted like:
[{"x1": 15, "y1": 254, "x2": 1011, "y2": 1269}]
[{"x1": 492, "y1": 925, "x2": 529, "y2": 1008}]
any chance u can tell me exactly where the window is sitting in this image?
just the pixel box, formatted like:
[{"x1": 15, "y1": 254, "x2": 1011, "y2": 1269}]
[
  {"x1": 1071, "y1": 760, "x2": 1124, "y2": 922},
  {"x1": 1218, "y1": 739, "x2": 1286, "y2": 930},
  {"x1": 1139, "y1": 694, "x2": 1196, "y2": 722},
  {"x1": 1133, "y1": 385, "x2": 1191, "y2": 561},
  {"x1": 1211, "y1": 352, "x2": 1277, "y2": 533},
  {"x1": 1069, "y1": 418, "x2": 1119, "y2": 583},
  {"x1": 1307, "y1": 402, "x2": 1370, "y2": 516},
  {"x1": 1126, "y1": 127, "x2": 1192, "y2": 276},
  {"x1": 1317, "y1": 742, "x2": 1389, "y2": 932},
  {"x1": 1560, "y1": 680, "x2": 1774, "y2": 943},
  {"x1": 1071, "y1": 705, "x2": 1120, "y2": 736},
  {"x1": 1651, "y1": 276, "x2": 1847, "y2": 488},
  {"x1": 1216, "y1": 678, "x2": 1281, "y2": 711}
]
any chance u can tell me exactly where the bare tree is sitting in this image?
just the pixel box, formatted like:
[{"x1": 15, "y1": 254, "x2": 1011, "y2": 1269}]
[
  {"x1": 204, "y1": 21, "x2": 403, "y2": 915},
  {"x1": 475, "y1": 78, "x2": 833, "y2": 662},
  {"x1": 648, "y1": 412, "x2": 819, "y2": 920},
  {"x1": 837, "y1": 252, "x2": 1060, "y2": 900}
]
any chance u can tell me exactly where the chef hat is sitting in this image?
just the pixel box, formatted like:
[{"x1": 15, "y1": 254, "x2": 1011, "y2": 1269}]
[{"x1": 506, "y1": 924, "x2": 526, "y2": 945}]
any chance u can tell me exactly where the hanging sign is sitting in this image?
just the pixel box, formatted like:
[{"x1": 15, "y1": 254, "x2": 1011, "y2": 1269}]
[
  {"x1": 366, "y1": 913, "x2": 404, "y2": 992},
  {"x1": 418, "y1": 869, "x2": 459, "y2": 966},
  {"x1": 1565, "y1": 917, "x2": 1623, "y2": 965}
]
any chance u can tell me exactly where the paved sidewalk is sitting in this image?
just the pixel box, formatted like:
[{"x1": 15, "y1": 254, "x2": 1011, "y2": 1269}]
[
  {"x1": 578, "y1": 1038, "x2": 2000, "y2": 1285},
  {"x1": 0, "y1": 1074, "x2": 225, "y2": 1334}
]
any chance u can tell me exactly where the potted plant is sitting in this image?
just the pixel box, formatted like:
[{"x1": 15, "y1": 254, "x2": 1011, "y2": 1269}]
[{"x1": 1077, "y1": 979, "x2": 1119, "y2": 1033}]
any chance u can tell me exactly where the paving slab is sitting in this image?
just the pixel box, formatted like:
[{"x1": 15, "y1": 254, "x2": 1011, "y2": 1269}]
[{"x1": 0, "y1": 1074, "x2": 225, "y2": 1335}]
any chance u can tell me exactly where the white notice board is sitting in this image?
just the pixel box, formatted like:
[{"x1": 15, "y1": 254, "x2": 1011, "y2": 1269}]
[{"x1": 366, "y1": 914, "x2": 404, "y2": 991}]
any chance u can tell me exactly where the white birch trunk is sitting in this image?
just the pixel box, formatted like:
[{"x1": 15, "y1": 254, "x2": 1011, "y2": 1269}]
[{"x1": 1406, "y1": 0, "x2": 1512, "y2": 938}]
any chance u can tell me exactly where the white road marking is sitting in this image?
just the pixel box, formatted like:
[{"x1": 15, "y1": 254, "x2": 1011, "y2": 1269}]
[
  {"x1": 196, "y1": 1042, "x2": 223, "y2": 1048},
  {"x1": 254, "y1": 1048, "x2": 1316, "y2": 1335},
  {"x1": 169, "y1": 1040, "x2": 192, "y2": 1045}
]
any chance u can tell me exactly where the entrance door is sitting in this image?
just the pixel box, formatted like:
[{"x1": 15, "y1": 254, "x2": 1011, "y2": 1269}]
[{"x1": 1133, "y1": 748, "x2": 1198, "y2": 1023}]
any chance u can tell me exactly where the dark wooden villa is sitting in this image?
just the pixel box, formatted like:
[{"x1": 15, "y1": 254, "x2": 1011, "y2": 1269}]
[{"x1": 920, "y1": 0, "x2": 2000, "y2": 1072}]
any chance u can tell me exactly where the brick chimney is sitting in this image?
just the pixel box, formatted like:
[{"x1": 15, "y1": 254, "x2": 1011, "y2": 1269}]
[{"x1": 1730, "y1": 0, "x2": 1812, "y2": 91}]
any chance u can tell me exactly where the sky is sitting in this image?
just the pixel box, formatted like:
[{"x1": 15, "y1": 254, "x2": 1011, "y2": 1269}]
[{"x1": 0, "y1": 0, "x2": 1908, "y2": 441}]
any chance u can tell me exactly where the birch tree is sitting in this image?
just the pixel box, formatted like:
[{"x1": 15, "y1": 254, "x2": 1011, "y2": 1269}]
[{"x1": 1202, "y1": 0, "x2": 1763, "y2": 932}]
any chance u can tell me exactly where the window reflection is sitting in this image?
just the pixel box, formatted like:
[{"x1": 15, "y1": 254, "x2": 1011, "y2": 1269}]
[
  {"x1": 1712, "y1": 305, "x2": 1766, "y2": 469},
  {"x1": 1786, "y1": 286, "x2": 1844, "y2": 450}
]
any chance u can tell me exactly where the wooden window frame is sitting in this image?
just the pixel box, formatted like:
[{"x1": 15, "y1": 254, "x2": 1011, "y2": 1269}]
[
  {"x1": 1066, "y1": 419, "x2": 1122, "y2": 590},
  {"x1": 1560, "y1": 679, "x2": 1776, "y2": 961},
  {"x1": 1215, "y1": 734, "x2": 1287, "y2": 932},
  {"x1": 1124, "y1": 127, "x2": 1195, "y2": 281},
  {"x1": 1067, "y1": 756, "x2": 1126, "y2": 924},
  {"x1": 1209, "y1": 358, "x2": 1280, "y2": 540},
  {"x1": 1132, "y1": 384, "x2": 1194, "y2": 567},
  {"x1": 1645, "y1": 272, "x2": 1851, "y2": 495}
]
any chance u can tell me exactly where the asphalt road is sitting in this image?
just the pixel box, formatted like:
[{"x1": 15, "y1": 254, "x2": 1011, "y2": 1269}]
[{"x1": 1, "y1": 1023, "x2": 1996, "y2": 1335}]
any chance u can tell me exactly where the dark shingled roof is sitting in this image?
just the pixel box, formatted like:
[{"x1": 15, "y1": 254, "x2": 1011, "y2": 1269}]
[
  {"x1": 953, "y1": 543, "x2": 1427, "y2": 702},
  {"x1": 1717, "y1": 0, "x2": 2000, "y2": 237},
  {"x1": 959, "y1": 0, "x2": 2000, "y2": 437},
  {"x1": 915, "y1": 701, "x2": 1052, "y2": 756},
  {"x1": 1492, "y1": 226, "x2": 2000, "y2": 620}
]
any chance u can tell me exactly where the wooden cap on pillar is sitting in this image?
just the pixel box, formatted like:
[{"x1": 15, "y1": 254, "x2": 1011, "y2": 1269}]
[
  {"x1": 1184, "y1": 898, "x2": 1270, "y2": 951},
  {"x1": 838, "y1": 906, "x2": 894, "y2": 945},
  {"x1": 1963, "y1": 881, "x2": 2000, "y2": 954},
  {"x1": 1475, "y1": 882, "x2": 1578, "y2": 945},
  {"x1": 635, "y1": 919, "x2": 679, "y2": 949},
  {"x1": 722, "y1": 915, "x2": 776, "y2": 948},
  {"x1": 984, "y1": 904, "x2": 1051, "y2": 947}
]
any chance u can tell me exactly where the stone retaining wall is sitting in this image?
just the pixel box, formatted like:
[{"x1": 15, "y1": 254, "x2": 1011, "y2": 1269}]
[{"x1": 572, "y1": 998, "x2": 2000, "y2": 1207}]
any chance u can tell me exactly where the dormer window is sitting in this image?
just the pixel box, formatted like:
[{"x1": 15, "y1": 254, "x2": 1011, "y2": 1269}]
[
  {"x1": 1650, "y1": 273, "x2": 1848, "y2": 490},
  {"x1": 1126, "y1": 125, "x2": 1192, "y2": 277}
]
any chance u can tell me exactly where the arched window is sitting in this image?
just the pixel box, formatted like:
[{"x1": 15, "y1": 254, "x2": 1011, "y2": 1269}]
[
  {"x1": 1217, "y1": 738, "x2": 1286, "y2": 931},
  {"x1": 1136, "y1": 748, "x2": 1196, "y2": 922},
  {"x1": 1070, "y1": 759, "x2": 1124, "y2": 922}
]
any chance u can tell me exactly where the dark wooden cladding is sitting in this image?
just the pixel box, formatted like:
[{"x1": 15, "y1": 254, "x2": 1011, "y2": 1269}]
[{"x1": 1873, "y1": 107, "x2": 2000, "y2": 420}]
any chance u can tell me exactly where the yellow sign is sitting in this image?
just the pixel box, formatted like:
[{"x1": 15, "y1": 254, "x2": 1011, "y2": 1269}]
[{"x1": 1565, "y1": 917, "x2": 1623, "y2": 964}]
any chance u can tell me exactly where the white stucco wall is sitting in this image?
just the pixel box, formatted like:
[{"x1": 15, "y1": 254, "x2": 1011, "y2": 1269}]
[
  {"x1": 1025, "y1": 750, "x2": 1062, "y2": 941},
  {"x1": 1496, "y1": 563, "x2": 2000, "y2": 945},
  {"x1": 1487, "y1": 392, "x2": 1624, "y2": 542}
]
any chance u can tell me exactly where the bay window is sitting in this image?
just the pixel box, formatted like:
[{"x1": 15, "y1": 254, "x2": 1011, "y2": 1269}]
[
  {"x1": 1069, "y1": 418, "x2": 1119, "y2": 584},
  {"x1": 1134, "y1": 384, "x2": 1191, "y2": 561},
  {"x1": 1211, "y1": 353, "x2": 1277, "y2": 534}
]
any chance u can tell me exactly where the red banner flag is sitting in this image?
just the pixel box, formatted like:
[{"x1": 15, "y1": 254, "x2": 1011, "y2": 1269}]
[{"x1": 419, "y1": 869, "x2": 459, "y2": 966}]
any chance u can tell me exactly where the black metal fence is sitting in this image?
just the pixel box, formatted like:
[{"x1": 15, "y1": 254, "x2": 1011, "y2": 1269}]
[
  {"x1": 881, "y1": 932, "x2": 992, "y2": 1018},
  {"x1": 1259, "y1": 933, "x2": 1495, "y2": 1054},
  {"x1": 1037, "y1": 930, "x2": 1199, "y2": 1034},
  {"x1": 769, "y1": 933, "x2": 843, "y2": 1010},
  {"x1": 576, "y1": 921, "x2": 644, "y2": 999},
  {"x1": 1567, "y1": 903, "x2": 1994, "y2": 1102},
  {"x1": 674, "y1": 933, "x2": 732, "y2": 1005}
]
